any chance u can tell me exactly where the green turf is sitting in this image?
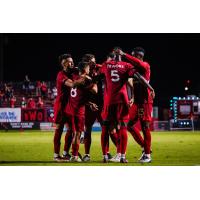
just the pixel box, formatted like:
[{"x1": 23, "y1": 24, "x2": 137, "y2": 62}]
[{"x1": 0, "y1": 130, "x2": 200, "y2": 166}]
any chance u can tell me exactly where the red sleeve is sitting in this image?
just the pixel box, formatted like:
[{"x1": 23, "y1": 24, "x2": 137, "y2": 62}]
[
  {"x1": 99, "y1": 63, "x2": 106, "y2": 74},
  {"x1": 127, "y1": 63, "x2": 136, "y2": 77},
  {"x1": 125, "y1": 53, "x2": 149, "y2": 72},
  {"x1": 57, "y1": 72, "x2": 68, "y2": 85}
]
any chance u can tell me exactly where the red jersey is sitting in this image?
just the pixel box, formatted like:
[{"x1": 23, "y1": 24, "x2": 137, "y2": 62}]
[
  {"x1": 100, "y1": 60, "x2": 135, "y2": 105},
  {"x1": 55, "y1": 70, "x2": 70, "y2": 108},
  {"x1": 65, "y1": 74, "x2": 92, "y2": 116},
  {"x1": 125, "y1": 53, "x2": 153, "y2": 104}
]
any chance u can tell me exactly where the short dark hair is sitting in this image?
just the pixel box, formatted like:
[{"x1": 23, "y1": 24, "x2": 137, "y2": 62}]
[
  {"x1": 107, "y1": 52, "x2": 116, "y2": 59},
  {"x1": 78, "y1": 61, "x2": 89, "y2": 72},
  {"x1": 113, "y1": 46, "x2": 122, "y2": 51},
  {"x1": 82, "y1": 54, "x2": 95, "y2": 62},
  {"x1": 133, "y1": 47, "x2": 145, "y2": 54},
  {"x1": 58, "y1": 54, "x2": 72, "y2": 64}
]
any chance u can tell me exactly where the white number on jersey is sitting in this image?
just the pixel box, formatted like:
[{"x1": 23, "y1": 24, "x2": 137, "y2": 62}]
[
  {"x1": 111, "y1": 70, "x2": 120, "y2": 82},
  {"x1": 70, "y1": 88, "x2": 77, "y2": 97}
]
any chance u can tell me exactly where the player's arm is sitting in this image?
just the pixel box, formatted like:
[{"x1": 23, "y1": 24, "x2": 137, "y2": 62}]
[
  {"x1": 127, "y1": 78, "x2": 134, "y2": 107},
  {"x1": 86, "y1": 101, "x2": 99, "y2": 111},
  {"x1": 64, "y1": 77, "x2": 85, "y2": 88},
  {"x1": 89, "y1": 83, "x2": 98, "y2": 94},
  {"x1": 133, "y1": 72, "x2": 155, "y2": 98},
  {"x1": 115, "y1": 48, "x2": 148, "y2": 71}
]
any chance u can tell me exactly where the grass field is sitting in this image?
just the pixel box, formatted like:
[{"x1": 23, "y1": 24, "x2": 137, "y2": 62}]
[{"x1": 0, "y1": 130, "x2": 200, "y2": 166}]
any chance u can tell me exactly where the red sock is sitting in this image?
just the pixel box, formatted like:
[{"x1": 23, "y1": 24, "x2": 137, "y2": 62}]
[
  {"x1": 72, "y1": 143, "x2": 79, "y2": 156},
  {"x1": 64, "y1": 129, "x2": 73, "y2": 153},
  {"x1": 53, "y1": 125, "x2": 64, "y2": 154},
  {"x1": 84, "y1": 128, "x2": 92, "y2": 154},
  {"x1": 142, "y1": 127, "x2": 151, "y2": 154},
  {"x1": 101, "y1": 125, "x2": 109, "y2": 155},
  {"x1": 128, "y1": 125, "x2": 144, "y2": 148},
  {"x1": 120, "y1": 126, "x2": 128, "y2": 154}
]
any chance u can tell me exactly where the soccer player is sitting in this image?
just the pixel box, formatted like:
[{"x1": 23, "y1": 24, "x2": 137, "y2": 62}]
[
  {"x1": 53, "y1": 54, "x2": 85, "y2": 162},
  {"x1": 81, "y1": 54, "x2": 117, "y2": 162},
  {"x1": 100, "y1": 50, "x2": 136, "y2": 163},
  {"x1": 117, "y1": 47, "x2": 155, "y2": 163},
  {"x1": 65, "y1": 61, "x2": 98, "y2": 162}
]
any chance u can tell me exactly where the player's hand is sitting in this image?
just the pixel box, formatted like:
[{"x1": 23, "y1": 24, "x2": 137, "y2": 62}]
[
  {"x1": 150, "y1": 90, "x2": 155, "y2": 99},
  {"x1": 129, "y1": 98, "x2": 134, "y2": 107},
  {"x1": 114, "y1": 48, "x2": 125, "y2": 56},
  {"x1": 89, "y1": 102, "x2": 98, "y2": 111}
]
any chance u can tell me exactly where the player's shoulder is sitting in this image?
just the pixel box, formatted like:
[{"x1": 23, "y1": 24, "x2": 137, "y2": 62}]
[
  {"x1": 56, "y1": 70, "x2": 66, "y2": 79},
  {"x1": 118, "y1": 61, "x2": 133, "y2": 68},
  {"x1": 143, "y1": 61, "x2": 150, "y2": 68}
]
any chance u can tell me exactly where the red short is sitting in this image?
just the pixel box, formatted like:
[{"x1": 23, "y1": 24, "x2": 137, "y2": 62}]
[
  {"x1": 66, "y1": 114, "x2": 85, "y2": 132},
  {"x1": 129, "y1": 103, "x2": 153, "y2": 122},
  {"x1": 85, "y1": 105, "x2": 103, "y2": 127},
  {"x1": 54, "y1": 101, "x2": 67, "y2": 124},
  {"x1": 101, "y1": 103, "x2": 129, "y2": 123}
]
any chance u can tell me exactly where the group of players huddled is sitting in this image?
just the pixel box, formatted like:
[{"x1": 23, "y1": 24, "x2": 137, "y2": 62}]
[{"x1": 53, "y1": 47, "x2": 155, "y2": 163}]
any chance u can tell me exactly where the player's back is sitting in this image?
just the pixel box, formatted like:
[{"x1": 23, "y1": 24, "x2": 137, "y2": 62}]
[{"x1": 101, "y1": 60, "x2": 135, "y2": 105}]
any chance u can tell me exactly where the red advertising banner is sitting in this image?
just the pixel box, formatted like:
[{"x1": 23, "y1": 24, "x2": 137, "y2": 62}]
[{"x1": 21, "y1": 109, "x2": 45, "y2": 122}]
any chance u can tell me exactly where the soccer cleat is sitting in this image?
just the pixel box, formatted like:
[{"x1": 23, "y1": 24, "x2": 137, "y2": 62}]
[
  {"x1": 139, "y1": 154, "x2": 152, "y2": 163},
  {"x1": 82, "y1": 154, "x2": 91, "y2": 162},
  {"x1": 110, "y1": 154, "x2": 121, "y2": 163},
  {"x1": 54, "y1": 156, "x2": 66, "y2": 162},
  {"x1": 80, "y1": 132, "x2": 85, "y2": 144},
  {"x1": 61, "y1": 153, "x2": 71, "y2": 161},
  {"x1": 107, "y1": 152, "x2": 113, "y2": 160},
  {"x1": 78, "y1": 152, "x2": 83, "y2": 161},
  {"x1": 70, "y1": 151, "x2": 83, "y2": 161},
  {"x1": 120, "y1": 158, "x2": 128, "y2": 163},
  {"x1": 138, "y1": 152, "x2": 145, "y2": 161},
  {"x1": 139, "y1": 149, "x2": 152, "y2": 161},
  {"x1": 103, "y1": 157, "x2": 109, "y2": 163},
  {"x1": 70, "y1": 156, "x2": 82, "y2": 162}
]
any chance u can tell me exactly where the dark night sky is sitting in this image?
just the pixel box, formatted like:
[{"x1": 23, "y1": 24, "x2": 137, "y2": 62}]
[{"x1": 1, "y1": 33, "x2": 200, "y2": 108}]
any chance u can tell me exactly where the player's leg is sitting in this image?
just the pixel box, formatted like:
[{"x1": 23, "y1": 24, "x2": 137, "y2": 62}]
[
  {"x1": 117, "y1": 103, "x2": 129, "y2": 163},
  {"x1": 139, "y1": 103, "x2": 153, "y2": 163},
  {"x1": 70, "y1": 116, "x2": 84, "y2": 162},
  {"x1": 61, "y1": 115, "x2": 73, "y2": 161},
  {"x1": 109, "y1": 127, "x2": 121, "y2": 162},
  {"x1": 127, "y1": 104, "x2": 144, "y2": 148},
  {"x1": 83, "y1": 107, "x2": 96, "y2": 161},
  {"x1": 101, "y1": 120, "x2": 110, "y2": 163},
  {"x1": 62, "y1": 127, "x2": 73, "y2": 161},
  {"x1": 71, "y1": 131, "x2": 81, "y2": 161},
  {"x1": 53, "y1": 123, "x2": 64, "y2": 161},
  {"x1": 119, "y1": 121, "x2": 128, "y2": 163},
  {"x1": 109, "y1": 126, "x2": 118, "y2": 147},
  {"x1": 97, "y1": 109, "x2": 113, "y2": 159}
]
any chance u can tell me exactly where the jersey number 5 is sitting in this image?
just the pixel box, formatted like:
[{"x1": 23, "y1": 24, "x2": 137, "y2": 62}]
[
  {"x1": 71, "y1": 88, "x2": 77, "y2": 97},
  {"x1": 111, "y1": 70, "x2": 120, "y2": 82}
]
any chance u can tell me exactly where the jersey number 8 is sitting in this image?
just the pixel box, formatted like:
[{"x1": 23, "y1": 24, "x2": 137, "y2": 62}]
[
  {"x1": 111, "y1": 70, "x2": 120, "y2": 82},
  {"x1": 71, "y1": 88, "x2": 77, "y2": 97}
]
